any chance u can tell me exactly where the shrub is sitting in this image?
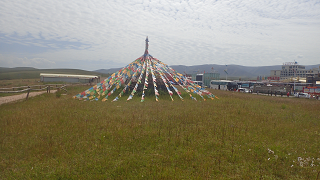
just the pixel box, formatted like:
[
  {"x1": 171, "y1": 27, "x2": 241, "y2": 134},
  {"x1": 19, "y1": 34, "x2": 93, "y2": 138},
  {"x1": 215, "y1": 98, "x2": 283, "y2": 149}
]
[{"x1": 56, "y1": 90, "x2": 61, "y2": 98}]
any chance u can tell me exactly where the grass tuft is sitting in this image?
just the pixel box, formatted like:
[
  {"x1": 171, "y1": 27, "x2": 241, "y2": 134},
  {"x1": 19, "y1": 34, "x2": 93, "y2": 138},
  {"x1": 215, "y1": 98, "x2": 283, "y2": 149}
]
[
  {"x1": 281, "y1": 104, "x2": 286, "y2": 109},
  {"x1": 55, "y1": 90, "x2": 62, "y2": 98}
]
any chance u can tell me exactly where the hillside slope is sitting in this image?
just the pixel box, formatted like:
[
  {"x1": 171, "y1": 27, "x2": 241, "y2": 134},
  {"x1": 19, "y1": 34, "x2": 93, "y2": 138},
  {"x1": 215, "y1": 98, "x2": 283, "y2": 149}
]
[{"x1": 0, "y1": 67, "x2": 109, "y2": 80}]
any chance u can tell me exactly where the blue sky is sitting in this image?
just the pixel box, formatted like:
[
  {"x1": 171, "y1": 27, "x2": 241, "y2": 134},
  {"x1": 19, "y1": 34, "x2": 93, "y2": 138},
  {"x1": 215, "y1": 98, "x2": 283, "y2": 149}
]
[{"x1": 0, "y1": 0, "x2": 319, "y2": 71}]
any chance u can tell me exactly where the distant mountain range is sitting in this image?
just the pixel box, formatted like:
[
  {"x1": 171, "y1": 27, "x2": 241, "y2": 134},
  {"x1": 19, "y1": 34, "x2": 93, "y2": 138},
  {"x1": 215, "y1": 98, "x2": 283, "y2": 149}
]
[
  {"x1": 95, "y1": 64, "x2": 320, "y2": 79},
  {"x1": 1, "y1": 64, "x2": 319, "y2": 80}
]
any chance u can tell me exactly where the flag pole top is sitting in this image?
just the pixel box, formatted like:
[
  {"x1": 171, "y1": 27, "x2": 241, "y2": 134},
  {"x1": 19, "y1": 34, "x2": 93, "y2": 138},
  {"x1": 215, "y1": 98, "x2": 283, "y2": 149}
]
[{"x1": 144, "y1": 36, "x2": 149, "y2": 55}]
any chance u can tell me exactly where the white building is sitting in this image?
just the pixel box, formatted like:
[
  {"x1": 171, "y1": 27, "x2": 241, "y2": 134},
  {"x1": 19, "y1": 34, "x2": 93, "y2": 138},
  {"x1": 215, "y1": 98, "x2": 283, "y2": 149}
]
[
  {"x1": 270, "y1": 62, "x2": 320, "y2": 80},
  {"x1": 40, "y1": 73, "x2": 100, "y2": 83}
]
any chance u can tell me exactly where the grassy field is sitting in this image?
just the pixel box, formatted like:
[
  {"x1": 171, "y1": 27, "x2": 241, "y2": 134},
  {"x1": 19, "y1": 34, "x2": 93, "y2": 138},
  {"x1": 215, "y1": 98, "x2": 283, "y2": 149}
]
[
  {"x1": 0, "y1": 85, "x2": 319, "y2": 179},
  {"x1": 0, "y1": 79, "x2": 41, "y2": 88},
  {"x1": 0, "y1": 79, "x2": 65, "y2": 97},
  {"x1": 0, "y1": 67, "x2": 109, "y2": 80}
]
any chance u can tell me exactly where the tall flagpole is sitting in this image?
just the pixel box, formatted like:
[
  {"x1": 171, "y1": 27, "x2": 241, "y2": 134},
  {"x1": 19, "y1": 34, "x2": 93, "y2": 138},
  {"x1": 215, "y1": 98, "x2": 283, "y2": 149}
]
[{"x1": 144, "y1": 36, "x2": 149, "y2": 56}]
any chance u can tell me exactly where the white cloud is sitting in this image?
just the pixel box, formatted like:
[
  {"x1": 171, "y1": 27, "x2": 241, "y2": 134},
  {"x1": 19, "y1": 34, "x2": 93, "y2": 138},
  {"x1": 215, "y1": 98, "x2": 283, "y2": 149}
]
[
  {"x1": 297, "y1": 54, "x2": 303, "y2": 59},
  {"x1": 0, "y1": 54, "x2": 55, "y2": 68},
  {"x1": 0, "y1": 0, "x2": 319, "y2": 70},
  {"x1": 19, "y1": 57, "x2": 55, "y2": 66}
]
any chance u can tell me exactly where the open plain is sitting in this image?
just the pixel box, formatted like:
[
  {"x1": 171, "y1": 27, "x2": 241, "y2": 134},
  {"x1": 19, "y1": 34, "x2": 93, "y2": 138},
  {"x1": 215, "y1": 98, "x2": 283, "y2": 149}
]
[{"x1": 0, "y1": 85, "x2": 319, "y2": 179}]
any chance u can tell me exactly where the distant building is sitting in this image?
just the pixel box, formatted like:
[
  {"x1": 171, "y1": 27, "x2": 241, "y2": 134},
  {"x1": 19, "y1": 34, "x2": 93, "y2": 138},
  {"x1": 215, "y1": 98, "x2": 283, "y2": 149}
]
[
  {"x1": 40, "y1": 73, "x2": 100, "y2": 83},
  {"x1": 191, "y1": 73, "x2": 220, "y2": 87},
  {"x1": 270, "y1": 62, "x2": 320, "y2": 80},
  {"x1": 253, "y1": 84, "x2": 291, "y2": 94},
  {"x1": 306, "y1": 73, "x2": 320, "y2": 87}
]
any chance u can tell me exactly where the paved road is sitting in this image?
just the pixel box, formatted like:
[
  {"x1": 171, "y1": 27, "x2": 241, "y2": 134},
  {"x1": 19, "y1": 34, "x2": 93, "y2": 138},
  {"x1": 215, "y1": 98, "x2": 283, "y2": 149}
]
[{"x1": 0, "y1": 90, "x2": 57, "y2": 106}]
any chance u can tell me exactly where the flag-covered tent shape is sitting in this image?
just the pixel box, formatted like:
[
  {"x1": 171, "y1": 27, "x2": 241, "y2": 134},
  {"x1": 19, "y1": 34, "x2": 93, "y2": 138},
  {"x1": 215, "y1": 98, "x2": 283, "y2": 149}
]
[{"x1": 73, "y1": 37, "x2": 217, "y2": 102}]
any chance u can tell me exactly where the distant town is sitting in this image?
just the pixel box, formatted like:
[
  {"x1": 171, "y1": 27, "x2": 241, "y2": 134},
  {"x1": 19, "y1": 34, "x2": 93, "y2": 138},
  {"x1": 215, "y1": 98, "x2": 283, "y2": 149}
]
[{"x1": 186, "y1": 61, "x2": 320, "y2": 98}]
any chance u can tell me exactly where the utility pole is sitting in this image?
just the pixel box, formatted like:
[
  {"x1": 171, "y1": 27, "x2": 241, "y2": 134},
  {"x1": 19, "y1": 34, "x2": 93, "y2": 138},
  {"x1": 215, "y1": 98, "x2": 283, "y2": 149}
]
[
  {"x1": 293, "y1": 69, "x2": 296, "y2": 94},
  {"x1": 224, "y1": 65, "x2": 228, "y2": 80}
]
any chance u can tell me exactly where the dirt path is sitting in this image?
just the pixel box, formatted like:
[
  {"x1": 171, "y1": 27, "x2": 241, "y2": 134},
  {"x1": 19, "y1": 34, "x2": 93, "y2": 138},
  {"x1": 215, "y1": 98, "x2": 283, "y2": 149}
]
[{"x1": 0, "y1": 90, "x2": 57, "y2": 106}]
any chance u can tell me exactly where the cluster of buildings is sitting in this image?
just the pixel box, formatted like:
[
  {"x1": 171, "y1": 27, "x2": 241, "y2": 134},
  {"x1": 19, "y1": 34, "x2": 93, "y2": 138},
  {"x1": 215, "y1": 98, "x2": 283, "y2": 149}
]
[
  {"x1": 270, "y1": 62, "x2": 320, "y2": 86},
  {"x1": 189, "y1": 62, "x2": 320, "y2": 88},
  {"x1": 267, "y1": 62, "x2": 320, "y2": 95},
  {"x1": 190, "y1": 61, "x2": 320, "y2": 95}
]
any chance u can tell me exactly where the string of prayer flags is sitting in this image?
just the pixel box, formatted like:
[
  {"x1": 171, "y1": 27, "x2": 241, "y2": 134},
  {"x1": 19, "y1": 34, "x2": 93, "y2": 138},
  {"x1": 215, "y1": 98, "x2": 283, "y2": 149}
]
[{"x1": 73, "y1": 37, "x2": 217, "y2": 102}]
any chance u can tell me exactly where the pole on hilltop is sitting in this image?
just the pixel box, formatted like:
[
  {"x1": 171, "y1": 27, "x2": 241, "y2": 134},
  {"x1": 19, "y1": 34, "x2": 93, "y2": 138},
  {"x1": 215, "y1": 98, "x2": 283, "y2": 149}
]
[{"x1": 144, "y1": 36, "x2": 149, "y2": 55}]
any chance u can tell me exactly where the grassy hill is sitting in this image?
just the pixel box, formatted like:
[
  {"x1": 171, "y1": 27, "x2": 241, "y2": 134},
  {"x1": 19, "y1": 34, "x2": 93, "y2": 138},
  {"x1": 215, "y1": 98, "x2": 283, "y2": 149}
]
[
  {"x1": 0, "y1": 67, "x2": 109, "y2": 80},
  {"x1": 0, "y1": 86, "x2": 319, "y2": 179}
]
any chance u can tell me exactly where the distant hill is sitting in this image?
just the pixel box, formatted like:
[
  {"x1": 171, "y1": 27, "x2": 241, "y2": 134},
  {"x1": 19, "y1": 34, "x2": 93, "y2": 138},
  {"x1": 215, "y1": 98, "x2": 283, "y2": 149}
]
[
  {"x1": 0, "y1": 67, "x2": 37, "y2": 73},
  {"x1": 95, "y1": 68, "x2": 122, "y2": 74},
  {"x1": 2, "y1": 64, "x2": 318, "y2": 80},
  {"x1": 95, "y1": 64, "x2": 320, "y2": 80},
  {"x1": 0, "y1": 67, "x2": 109, "y2": 80},
  {"x1": 170, "y1": 64, "x2": 281, "y2": 78}
]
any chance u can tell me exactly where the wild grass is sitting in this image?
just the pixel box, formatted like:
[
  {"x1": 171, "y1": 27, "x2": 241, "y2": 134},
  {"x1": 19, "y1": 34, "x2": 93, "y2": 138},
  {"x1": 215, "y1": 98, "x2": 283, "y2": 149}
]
[
  {"x1": 0, "y1": 68, "x2": 108, "y2": 80},
  {"x1": 0, "y1": 79, "x2": 41, "y2": 88},
  {"x1": 0, "y1": 86, "x2": 319, "y2": 179}
]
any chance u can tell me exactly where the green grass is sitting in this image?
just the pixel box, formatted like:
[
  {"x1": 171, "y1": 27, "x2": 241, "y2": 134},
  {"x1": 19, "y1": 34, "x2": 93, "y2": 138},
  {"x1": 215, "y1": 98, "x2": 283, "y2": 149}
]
[
  {"x1": 0, "y1": 86, "x2": 319, "y2": 179},
  {"x1": 0, "y1": 79, "x2": 40, "y2": 88},
  {"x1": 0, "y1": 79, "x2": 52, "y2": 97},
  {"x1": 0, "y1": 67, "x2": 109, "y2": 80}
]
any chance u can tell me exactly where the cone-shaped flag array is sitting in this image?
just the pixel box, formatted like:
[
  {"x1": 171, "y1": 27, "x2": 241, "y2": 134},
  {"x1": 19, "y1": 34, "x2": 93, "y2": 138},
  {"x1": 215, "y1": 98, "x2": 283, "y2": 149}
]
[{"x1": 73, "y1": 37, "x2": 217, "y2": 102}]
